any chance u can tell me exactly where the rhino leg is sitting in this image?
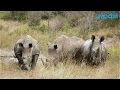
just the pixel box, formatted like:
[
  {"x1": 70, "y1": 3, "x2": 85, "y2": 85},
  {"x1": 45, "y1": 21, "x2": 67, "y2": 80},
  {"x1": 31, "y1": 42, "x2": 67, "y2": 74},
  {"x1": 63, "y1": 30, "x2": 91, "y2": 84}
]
[
  {"x1": 75, "y1": 49, "x2": 82, "y2": 64},
  {"x1": 31, "y1": 54, "x2": 39, "y2": 69}
]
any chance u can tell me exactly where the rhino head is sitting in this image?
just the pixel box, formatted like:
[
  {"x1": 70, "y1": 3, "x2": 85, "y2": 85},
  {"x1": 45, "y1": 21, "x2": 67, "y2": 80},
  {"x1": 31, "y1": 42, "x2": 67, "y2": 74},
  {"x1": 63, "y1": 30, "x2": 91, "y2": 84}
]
[
  {"x1": 89, "y1": 35, "x2": 106, "y2": 65},
  {"x1": 18, "y1": 42, "x2": 33, "y2": 70}
]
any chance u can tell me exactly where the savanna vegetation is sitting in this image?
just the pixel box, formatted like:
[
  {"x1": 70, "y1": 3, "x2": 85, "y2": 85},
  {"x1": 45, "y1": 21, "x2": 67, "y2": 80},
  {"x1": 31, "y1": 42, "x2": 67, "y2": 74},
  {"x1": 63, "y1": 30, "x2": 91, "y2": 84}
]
[{"x1": 0, "y1": 11, "x2": 119, "y2": 79}]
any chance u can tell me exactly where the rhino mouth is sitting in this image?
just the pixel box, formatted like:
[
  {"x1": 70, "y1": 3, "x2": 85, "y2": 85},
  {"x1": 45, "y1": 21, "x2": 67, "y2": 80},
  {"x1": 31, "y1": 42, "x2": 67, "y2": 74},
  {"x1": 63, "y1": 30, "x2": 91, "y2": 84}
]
[
  {"x1": 20, "y1": 64, "x2": 31, "y2": 71},
  {"x1": 88, "y1": 50, "x2": 102, "y2": 65},
  {"x1": 21, "y1": 65, "x2": 28, "y2": 70}
]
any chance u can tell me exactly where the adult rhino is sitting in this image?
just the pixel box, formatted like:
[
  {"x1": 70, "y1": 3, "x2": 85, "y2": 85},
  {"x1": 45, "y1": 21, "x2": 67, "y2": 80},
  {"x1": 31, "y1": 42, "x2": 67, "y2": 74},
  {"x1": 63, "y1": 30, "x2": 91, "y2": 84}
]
[
  {"x1": 75, "y1": 35, "x2": 108, "y2": 66},
  {"x1": 47, "y1": 35, "x2": 84, "y2": 65},
  {"x1": 14, "y1": 35, "x2": 40, "y2": 70}
]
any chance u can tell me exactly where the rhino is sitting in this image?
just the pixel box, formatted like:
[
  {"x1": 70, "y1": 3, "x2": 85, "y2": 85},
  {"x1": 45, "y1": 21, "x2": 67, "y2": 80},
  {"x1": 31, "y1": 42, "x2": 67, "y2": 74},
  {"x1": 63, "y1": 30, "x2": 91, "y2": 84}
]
[
  {"x1": 47, "y1": 35, "x2": 84, "y2": 65},
  {"x1": 14, "y1": 35, "x2": 40, "y2": 70},
  {"x1": 75, "y1": 35, "x2": 108, "y2": 66}
]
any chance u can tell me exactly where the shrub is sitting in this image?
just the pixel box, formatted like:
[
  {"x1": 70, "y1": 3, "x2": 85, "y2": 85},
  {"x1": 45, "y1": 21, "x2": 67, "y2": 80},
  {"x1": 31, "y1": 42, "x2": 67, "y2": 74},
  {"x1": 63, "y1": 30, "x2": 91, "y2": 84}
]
[
  {"x1": 64, "y1": 11, "x2": 102, "y2": 34},
  {"x1": 2, "y1": 11, "x2": 28, "y2": 21},
  {"x1": 49, "y1": 16, "x2": 65, "y2": 33},
  {"x1": 27, "y1": 11, "x2": 41, "y2": 26},
  {"x1": 41, "y1": 11, "x2": 64, "y2": 20}
]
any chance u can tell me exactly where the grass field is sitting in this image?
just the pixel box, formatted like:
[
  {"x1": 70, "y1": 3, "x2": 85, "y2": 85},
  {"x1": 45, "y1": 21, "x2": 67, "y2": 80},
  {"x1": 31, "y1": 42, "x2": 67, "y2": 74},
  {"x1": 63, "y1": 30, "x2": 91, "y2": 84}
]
[{"x1": 0, "y1": 19, "x2": 119, "y2": 79}]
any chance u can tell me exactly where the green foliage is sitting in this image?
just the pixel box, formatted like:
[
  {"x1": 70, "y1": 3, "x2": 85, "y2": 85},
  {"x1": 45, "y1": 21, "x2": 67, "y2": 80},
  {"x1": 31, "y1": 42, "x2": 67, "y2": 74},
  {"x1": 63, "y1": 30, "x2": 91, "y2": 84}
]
[
  {"x1": 115, "y1": 31, "x2": 120, "y2": 38},
  {"x1": 52, "y1": 11, "x2": 64, "y2": 16},
  {"x1": 27, "y1": 12, "x2": 41, "y2": 26},
  {"x1": 0, "y1": 25, "x2": 3, "y2": 30},
  {"x1": 69, "y1": 17, "x2": 79, "y2": 27},
  {"x1": 82, "y1": 34, "x2": 90, "y2": 40},
  {"x1": 102, "y1": 19, "x2": 120, "y2": 28},
  {"x1": 31, "y1": 24, "x2": 48, "y2": 33},
  {"x1": 0, "y1": 11, "x2": 120, "y2": 34},
  {"x1": 28, "y1": 17, "x2": 40, "y2": 26},
  {"x1": 106, "y1": 32, "x2": 114, "y2": 38},
  {"x1": 41, "y1": 11, "x2": 64, "y2": 20},
  {"x1": 0, "y1": 12, "x2": 6, "y2": 19},
  {"x1": 40, "y1": 11, "x2": 52, "y2": 20},
  {"x1": 39, "y1": 24, "x2": 48, "y2": 33},
  {"x1": 109, "y1": 47, "x2": 120, "y2": 59},
  {"x1": 2, "y1": 11, "x2": 28, "y2": 21}
]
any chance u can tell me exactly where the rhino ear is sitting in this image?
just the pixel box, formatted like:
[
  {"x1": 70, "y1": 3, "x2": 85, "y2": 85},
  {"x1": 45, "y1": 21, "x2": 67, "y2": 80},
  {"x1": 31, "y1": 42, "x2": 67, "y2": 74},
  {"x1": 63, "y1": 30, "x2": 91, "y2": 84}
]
[
  {"x1": 54, "y1": 44, "x2": 58, "y2": 49},
  {"x1": 19, "y1": 43, "x2": 23, "y2": 47},
  {"x1": 91, "y1": 35, "x2": 95, "y2": 42},
  {"x1": 100, "y1": 36, "x2": 104, "y2": 43}
]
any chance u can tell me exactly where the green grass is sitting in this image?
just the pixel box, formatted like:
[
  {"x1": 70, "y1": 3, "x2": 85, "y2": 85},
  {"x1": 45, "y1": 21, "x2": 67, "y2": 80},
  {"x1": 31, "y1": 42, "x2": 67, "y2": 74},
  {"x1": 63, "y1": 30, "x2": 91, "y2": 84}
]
[{"x1": 0, "y1": 12, "x2": 7, "y2": 19}]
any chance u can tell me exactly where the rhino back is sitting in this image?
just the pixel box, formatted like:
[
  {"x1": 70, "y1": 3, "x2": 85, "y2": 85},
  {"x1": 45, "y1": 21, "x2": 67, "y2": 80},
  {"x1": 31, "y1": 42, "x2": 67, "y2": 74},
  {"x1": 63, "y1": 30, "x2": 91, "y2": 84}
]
[
  {"x1": 54, "y1": 35, "x2": 84, "y2": 57},
  {"x1": 55, "y1": 35, "x2": 70, "y2": 53}
]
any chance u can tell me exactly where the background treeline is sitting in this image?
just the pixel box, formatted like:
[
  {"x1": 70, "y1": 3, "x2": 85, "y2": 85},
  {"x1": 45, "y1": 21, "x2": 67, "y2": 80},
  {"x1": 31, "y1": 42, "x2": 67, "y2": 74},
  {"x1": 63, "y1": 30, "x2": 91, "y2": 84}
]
[
  {"x1": 0, "y1": 11, "x2": 120, "y2": 39},
  {"x1": 0, "y1": 11, "x2": 120, "y2": 34}
]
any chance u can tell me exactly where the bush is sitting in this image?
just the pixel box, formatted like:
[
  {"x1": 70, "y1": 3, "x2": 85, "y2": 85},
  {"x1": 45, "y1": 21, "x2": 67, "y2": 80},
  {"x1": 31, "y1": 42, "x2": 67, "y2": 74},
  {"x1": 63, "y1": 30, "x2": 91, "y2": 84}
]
[
  {"x1": 2, "y1": 11, "x2": 28, "y2": 21},
  {"x1": 64, "y1": 11, "x2": 80, "y2": 27},
  {"x1": 49, "y1": 16, "x2": 65, "y2": 32},
  {"x1": 27, "y1": 11, "x2": 41, "y2": 26},
  {"x1": 41, "y1": 11, "x2": 64, "y2": 20},
  {"x1": 102, "y1": 19, "x2": 120, "y2": 28},
  {"x1": 64, "y1": 11, "x2": 102, "y2": 34}
]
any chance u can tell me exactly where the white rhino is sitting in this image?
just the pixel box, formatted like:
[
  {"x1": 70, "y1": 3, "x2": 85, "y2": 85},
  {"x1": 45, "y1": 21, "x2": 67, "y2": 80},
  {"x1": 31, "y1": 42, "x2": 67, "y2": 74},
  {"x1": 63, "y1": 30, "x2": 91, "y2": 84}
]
[
  {"x1": 14, "y1": 35, "x2": 40, "y2": 70},
  {"x1": 47, "y1": 35, "x2": 84, "y2": 65},
  {"x1": 75, "y1": 35, "x2": 108, "y2": 66}
]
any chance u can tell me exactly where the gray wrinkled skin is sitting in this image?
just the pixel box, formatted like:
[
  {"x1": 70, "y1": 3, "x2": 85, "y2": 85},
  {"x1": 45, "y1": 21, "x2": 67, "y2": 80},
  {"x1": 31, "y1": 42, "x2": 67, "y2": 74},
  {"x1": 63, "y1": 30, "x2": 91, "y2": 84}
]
[
  {"x1": 14, "y1": 35, "x2": 40, "y2": 70},
  {"x1": 75, "y1": 35, "x2": 108, "y2": 66},
  {"x1": 47, "y1": 35, "x2": 84, "y2": 65}
]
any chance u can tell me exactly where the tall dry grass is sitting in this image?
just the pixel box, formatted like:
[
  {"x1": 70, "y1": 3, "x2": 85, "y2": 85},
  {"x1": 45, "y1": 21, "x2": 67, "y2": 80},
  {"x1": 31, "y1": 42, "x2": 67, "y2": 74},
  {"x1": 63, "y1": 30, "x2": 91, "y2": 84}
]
[{"x1": 0, "y1": 20, "x2": 119, "y2": 79}]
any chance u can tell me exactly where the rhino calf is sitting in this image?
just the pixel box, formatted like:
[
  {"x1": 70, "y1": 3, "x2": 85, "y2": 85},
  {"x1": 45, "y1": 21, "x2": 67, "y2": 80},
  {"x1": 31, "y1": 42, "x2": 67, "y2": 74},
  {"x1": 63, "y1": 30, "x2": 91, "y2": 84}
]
[
  {"x1": 75, "y1": 35, "x2": 108, "y2": 66},
  {"x1": 14, "y1": 35, "x2": 40, "y2": 70},
  {"x1": 47, "y1": 35, "x2": 84, "y2": 65}
]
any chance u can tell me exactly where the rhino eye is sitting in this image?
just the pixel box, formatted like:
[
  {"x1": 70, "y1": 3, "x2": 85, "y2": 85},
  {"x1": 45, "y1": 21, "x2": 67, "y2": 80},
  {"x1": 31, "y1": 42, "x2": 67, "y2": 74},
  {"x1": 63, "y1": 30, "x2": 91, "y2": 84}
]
[
  {"x1": 19, "y1": 43, "x2": 23, "y2": 47},
  {"x1": 29, "y1": 43, "x2": 32, "y2": 48}
]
